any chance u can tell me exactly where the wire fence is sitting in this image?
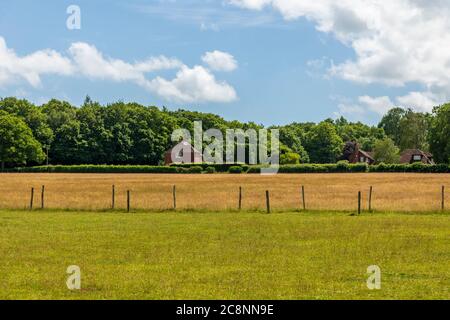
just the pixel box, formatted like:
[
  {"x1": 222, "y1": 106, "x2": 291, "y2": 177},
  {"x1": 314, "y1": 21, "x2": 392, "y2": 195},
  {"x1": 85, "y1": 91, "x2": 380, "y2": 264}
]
[{"x1": 0, "y1": 173, "x2": 448, "y2": 213}]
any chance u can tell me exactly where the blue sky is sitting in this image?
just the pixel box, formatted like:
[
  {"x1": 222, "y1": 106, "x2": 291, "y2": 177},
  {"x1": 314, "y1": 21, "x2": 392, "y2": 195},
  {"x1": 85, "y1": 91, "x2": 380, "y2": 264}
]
[{"x1": 1, "y1": 0, "x2": 448, "y2": 126}]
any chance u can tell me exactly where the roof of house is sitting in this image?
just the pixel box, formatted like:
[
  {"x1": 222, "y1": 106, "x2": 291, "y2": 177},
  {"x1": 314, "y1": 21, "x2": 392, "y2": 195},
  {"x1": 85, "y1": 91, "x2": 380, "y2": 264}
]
[
  {"x1": 359, "y1": 149, "x2": 375, "y2": 161},
  {"x1": 165, "y1": 140, "x2": 202, "y2": 154},
  {"x1": 400, "y1": 149, "x2": 433, "y2": 164}
]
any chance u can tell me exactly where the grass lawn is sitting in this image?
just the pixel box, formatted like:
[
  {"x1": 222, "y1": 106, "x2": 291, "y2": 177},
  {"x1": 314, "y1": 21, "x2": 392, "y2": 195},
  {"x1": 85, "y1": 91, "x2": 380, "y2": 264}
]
[{"x1": 0, "y1": 210, "x2": 448, "y2": 300}]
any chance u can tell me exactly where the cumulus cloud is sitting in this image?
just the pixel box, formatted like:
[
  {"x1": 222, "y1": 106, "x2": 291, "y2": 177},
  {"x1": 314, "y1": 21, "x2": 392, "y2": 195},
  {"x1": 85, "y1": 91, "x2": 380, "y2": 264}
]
[
  {"x1": 0, "y1": 37, "x2": 74, "y2": 87},
  {"x1": 0, "y1": 37, "x2": 238, "y2": 104},
  {"x1": 358, "y1": 96, "x2": 394, "y2": 115},
  {"x1": 69, "y1": 42, "x2": 183, "y2": 83},
  {"x1": 335, "y1": 95, "x2": 394, "y2": 120},
  {"x1": 147, "y1": 65, "x2": 237, "y2": 103},
  {"x1": 230, "y1": 0, "x2": 450, "y2": 110},
  {"x1": 202, "y1": 50, "x2": 238, "y2": 72},
  {"x1": 396, "y1": 91, "x2": 440, "y2": 113}
]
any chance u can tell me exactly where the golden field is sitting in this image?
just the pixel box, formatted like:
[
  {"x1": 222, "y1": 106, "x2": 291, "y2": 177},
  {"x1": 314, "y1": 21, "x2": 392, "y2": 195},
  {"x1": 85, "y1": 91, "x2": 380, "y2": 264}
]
[{"x1": 0, "y1": 173, "x2": 448, "y2": 212}]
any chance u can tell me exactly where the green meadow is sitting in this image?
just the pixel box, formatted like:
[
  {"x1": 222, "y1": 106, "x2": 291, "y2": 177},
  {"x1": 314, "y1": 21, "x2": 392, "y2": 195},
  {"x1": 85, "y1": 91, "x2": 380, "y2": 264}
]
[{"x1": 0, "y1": 210, "x2": 448, "y2": 300}]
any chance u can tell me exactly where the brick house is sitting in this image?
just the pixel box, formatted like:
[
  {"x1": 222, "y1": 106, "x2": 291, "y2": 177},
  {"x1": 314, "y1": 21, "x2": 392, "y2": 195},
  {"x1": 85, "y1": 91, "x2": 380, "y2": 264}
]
[
  {"x1": 350, "y1": 149, "x2": 375, "y2": 165},
  {"x1": 341, "y1": 141, "x2": 375, "y2": 165},
  {"x1": 164, "y1": 141, "x2": 203, "y2": 165},
  {"x1": 399, "y1": 149, "x2": 434, "y2": 164}
]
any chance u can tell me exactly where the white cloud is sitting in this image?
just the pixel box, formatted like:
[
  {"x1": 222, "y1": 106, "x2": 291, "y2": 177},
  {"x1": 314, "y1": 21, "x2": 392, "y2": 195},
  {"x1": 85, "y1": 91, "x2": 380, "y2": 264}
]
[
  {"x1": 68, "y1": 42, "x2": 183, "y2": 84},
  {"x1": 0, "y1": 37, "x2": 237, "y2": 104},
  {"x1": 0, "y1": 37, "x2": 74, "y2": 87},
  {"x1": 230, "y1": 0, "x2": 450, "y2": 110},
  {"x1": 358, "y1": 95, "x2": 394, "y2": 115},
  {"x1": 396, "y1": 91, "x2": 440, "y2": 113},
  {"x1": 202, "y1": 50, "x2": 238, "y2": 72},
  {"x1": 336, "y1": 103, "x2": 365, "y2": 116},
  {"x1": 147, "y1": 65, "x2": 237, "y2": 103},
  {"x1": 229, "y1": 0, "x2": 271, "y2": 10},
  {"x1": 334, "y1": 95, "x2": 394, "y2": 120}
]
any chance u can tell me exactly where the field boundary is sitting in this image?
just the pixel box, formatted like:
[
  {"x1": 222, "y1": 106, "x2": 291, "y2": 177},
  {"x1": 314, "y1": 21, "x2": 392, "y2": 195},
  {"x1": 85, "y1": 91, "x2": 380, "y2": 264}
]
[
  {"x1": 4, "y1": 184, "x2": 449, "y2": 214},
  {"x1": 6, "y1": 162, "x2": 450, "y2": 174}
]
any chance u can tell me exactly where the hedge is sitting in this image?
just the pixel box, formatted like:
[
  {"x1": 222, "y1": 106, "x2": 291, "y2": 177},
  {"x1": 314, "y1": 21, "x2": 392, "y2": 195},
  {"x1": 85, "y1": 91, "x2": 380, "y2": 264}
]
[
  {"x1": 9, "y1": 163, "x2": 450, "y2": 174},
  {"x1": 170, "y1": 163, "x2": 249, "y2": 173},
  {"x1": 248, "y1": 163, "x2": 368, "y2": 173},
  {"x1": 368, "y1": 163, "x2": 450, "y2": 173},
  {"x1": 249, "y1": 163, "x2": 450, "y2": 173},
  {"x1": 11, "y1": 165, "x2": 182, "y2": 174},
  {"x1": 228, "y1": 166, "x2": 244, "y2": 174}
]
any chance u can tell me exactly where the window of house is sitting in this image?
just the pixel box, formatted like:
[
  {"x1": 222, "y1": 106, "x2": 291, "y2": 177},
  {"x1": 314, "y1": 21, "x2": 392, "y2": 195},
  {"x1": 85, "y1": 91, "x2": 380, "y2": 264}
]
[
  {"x1": 413, "y1": 155, "x2": 422, "y2": 161},
  {"x1": 360, "y1": 156, "x2": 365, "y2": 162}
]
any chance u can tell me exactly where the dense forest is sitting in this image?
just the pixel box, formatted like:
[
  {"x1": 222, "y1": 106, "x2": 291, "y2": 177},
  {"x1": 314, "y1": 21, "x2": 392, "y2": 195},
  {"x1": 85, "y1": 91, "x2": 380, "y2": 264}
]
[{"x1": 0, "y1": 96, "x2": 449, "y2": 169}]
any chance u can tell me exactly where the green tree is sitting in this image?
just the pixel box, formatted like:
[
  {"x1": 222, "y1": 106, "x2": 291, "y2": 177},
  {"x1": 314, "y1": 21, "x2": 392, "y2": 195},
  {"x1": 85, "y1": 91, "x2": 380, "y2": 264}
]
[
  {"x1": 429, "y1": 103, "x2": 450, "y2": 164},
  {"x1": 373, "y1": 137, "x2": 400, "y2": 164},
  {"x1": 378, "y1": 107, "x2": 406, "y2": 146},
  {"x1": 41, "y1": 99, "x2": 82, "y2": 164},
  {"x1": 0, "y1": 111, "x2": 45, "y2": 170},
  {"x1": 275, "y1": 125, "x2": 309, "y2": 163},
  {"x1": 398, "y1": 109, "x2": 429, "y2": 151},
  {"x1": 336, "y1": 119, "x2": 386, "y2": 151},
  {"x1": 304, "y1": 122, "x2": 343, "y2": 163},
  {"x1": 279, "y1": 145, "x2": 301, "y2": 165},
  {"x1": 76, "y1": 101, "x2": 111, "y2": 164},
  {"x1": 0, "y1": 97, "x2": 54, "y2": 163}
]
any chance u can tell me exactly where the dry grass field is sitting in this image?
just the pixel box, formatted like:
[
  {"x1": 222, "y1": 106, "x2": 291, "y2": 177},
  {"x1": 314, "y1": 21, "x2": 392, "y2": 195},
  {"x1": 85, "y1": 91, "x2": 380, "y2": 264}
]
[{"x1": 0, "y1": 173, "x2": 448, "y2": 212}]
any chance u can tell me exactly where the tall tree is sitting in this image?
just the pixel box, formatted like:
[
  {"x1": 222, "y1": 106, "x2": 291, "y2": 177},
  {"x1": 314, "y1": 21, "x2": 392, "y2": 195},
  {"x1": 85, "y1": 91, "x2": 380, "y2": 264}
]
[
  {"x1": 41, "y1": 99, "x2": 82, "y2": 164},
  {"x1": 0, "y1": 111, "x2": 45, "y2": 170},
  {"x1": 429, "y1": 103, "x2": 450, "y2": 164},
  {"x1": 0, "y1": 97, "x2": 53, "y2": 163},
  {"x1": 378, "y1": 107, "x2": 406, "y2": 146},
  {"x1": 304, "y1": 122, "x2": 344, "y2": 163},
  {"x1": 398, "y1": 109, "x2": 429, "y2": 151},
  {"x1": 373, "y1": 137, "x2": 400, "y2": 164}
]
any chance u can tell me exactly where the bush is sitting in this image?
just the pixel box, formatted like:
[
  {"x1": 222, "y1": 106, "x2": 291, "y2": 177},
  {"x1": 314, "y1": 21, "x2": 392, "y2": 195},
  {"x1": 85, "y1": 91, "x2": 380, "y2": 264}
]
[
  {"x1": 280, "y1": 152, "x2": 300, "y2": 165},
  {"x1": 204, "y1": 166, "x2": 216, "y2": 174},
  {"x1": 228, "y1": 166, "x2": 243, "y2": 174},
  {"x1": 170, "y1": 163, "x2": 247, "y2": 173},
  {"x1": 188, "y1": 166, "x2": 203, "y2": 174}
]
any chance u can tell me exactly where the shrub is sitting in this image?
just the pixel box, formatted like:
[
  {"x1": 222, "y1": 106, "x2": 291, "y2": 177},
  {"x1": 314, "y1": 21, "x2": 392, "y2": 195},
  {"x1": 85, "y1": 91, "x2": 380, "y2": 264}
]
[
  {"x1": 170, "y1": 163, "x2": 246, "y2": 173},
  {"x1": 204, "y1": 166, "x2": 216, "y2": 174},
  {"x1": 188, "y1": 166, "x2": 203, "y2": 174},
  {"x1": 280, "y1": 152, "x2": 300, "y2": 165},
  {"x1": 228, "y1": 166, "x2": 243, "y2": 174}
]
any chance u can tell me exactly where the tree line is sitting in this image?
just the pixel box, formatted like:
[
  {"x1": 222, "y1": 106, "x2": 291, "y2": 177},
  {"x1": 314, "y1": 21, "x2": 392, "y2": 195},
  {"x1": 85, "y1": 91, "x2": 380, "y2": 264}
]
[{"x1": 0, "y1": 96, "x2": 449, "y2": 169}]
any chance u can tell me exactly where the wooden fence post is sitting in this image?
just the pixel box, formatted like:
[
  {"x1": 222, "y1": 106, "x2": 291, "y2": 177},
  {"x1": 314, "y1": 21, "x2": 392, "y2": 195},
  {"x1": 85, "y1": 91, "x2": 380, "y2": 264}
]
[
  {"x1": 127, "y1": 190, "x2": 130, "y2": 212},
  {"x1": 368, "y1": 186, "x2": 373, "y2": 212},
  {"x1": 301, "y1": 186, "x2": 306, "y2": 210},
  {"x1": 442, "y1": 186, "x2": 445, "y2": 211},
  {"x1": 358, "y1": 191, "x2": 362, "y2": 215},
  {"x1": 41, "y1": 185, "x2": 45, "y2": 209},
  {"x1": 173, "y1": 185, "x2": 176, "y2": 210},
  {"x1": 30, "y1": 187, "x2": 34, "y2": 210},
  {"x1": 112, "y1": 185, "x2": 115, "y2": 209},
  {"x1": 266, "y1": 190, "x2": 271, "y2": 214},
  {"x1": 238, "y1": 186, "x2": 242, "y2": 211}
]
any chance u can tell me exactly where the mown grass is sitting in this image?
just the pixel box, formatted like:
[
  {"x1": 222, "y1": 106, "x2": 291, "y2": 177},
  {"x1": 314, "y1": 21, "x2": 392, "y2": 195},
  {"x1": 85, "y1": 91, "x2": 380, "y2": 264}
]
[{"x1": 0, "y1": 210, "x2": 448, "y2": 300}]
